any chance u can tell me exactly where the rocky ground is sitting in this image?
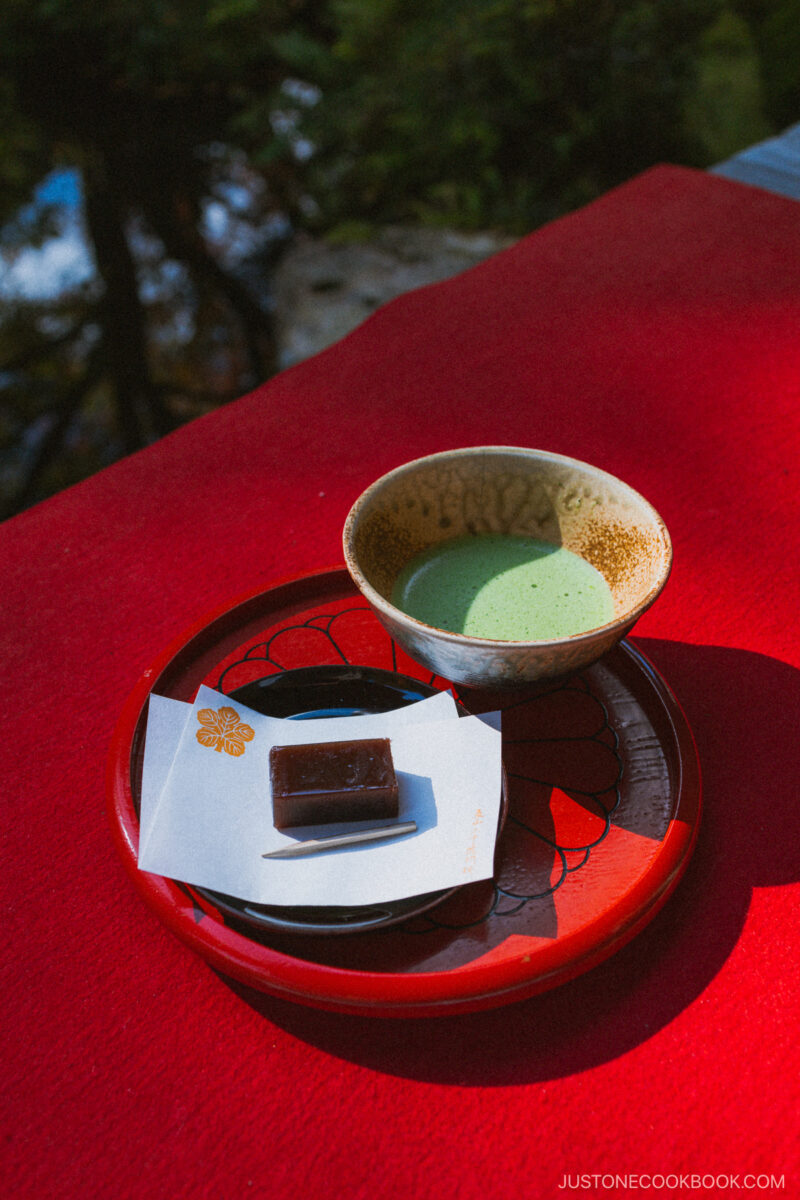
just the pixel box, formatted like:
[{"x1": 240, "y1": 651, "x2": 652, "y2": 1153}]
[{"x1": 271, "y1": 225, "x2": 517, "y2": 369}]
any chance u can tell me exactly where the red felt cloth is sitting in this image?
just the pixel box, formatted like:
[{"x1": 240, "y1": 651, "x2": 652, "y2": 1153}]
[{"x1": 3, "y1": 165, "x2": 799, "y2": 1198}]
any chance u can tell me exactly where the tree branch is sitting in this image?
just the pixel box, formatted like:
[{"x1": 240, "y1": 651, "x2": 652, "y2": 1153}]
[
  {"x1": 83, "y1": 147, "x2": 176, "y2": 450},
  {"x1": 4, "y1": 350, "x2": 105, "y2": 517},
  {"x1": 144, "y1": 194, "x2": 280, "y2": 384}
]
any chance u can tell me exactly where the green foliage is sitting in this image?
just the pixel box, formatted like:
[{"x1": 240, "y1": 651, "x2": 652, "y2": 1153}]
[
  {"x1": 0, "y1": 0, "x2": 333, "y2": 224},
  {"x1": 0, "y1": 0, "x2": 339, "y2": 513},
  {"x1": 685, "y1": 9, "x2": 772, "y2": 162},
  {"x1": 732, "y1": 0, "x2": 800, "y2": 129},
  {"x1": 0, "y1": 0, "x2": 784, "y2": 244},
  {"x1": 0, "y1": 0, "x2": 790, "y2": 514},
  {"x1": 298, "y1": 0, "x2": 729, "y2": 232}
]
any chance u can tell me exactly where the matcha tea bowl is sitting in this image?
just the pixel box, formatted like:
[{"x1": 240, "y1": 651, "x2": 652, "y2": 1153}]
[{"x1": 342, "y1": 446, "x2": 672, "y2": 688}]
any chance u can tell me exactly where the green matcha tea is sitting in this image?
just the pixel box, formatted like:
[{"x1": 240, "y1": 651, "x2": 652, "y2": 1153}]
[{"x1": 391, "y1": 533, "x2": 615, "y2": 641}]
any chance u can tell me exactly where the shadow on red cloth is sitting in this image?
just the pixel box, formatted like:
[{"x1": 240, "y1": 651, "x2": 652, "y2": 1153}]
[{"x1": 225, "y1": 639, "x2": 800, "y2": 1083}]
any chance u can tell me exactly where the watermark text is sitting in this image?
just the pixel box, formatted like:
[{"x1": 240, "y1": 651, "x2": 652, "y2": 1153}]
[{"x1": 557, "y1": 1174, "x2": 785, "y2": 1191}]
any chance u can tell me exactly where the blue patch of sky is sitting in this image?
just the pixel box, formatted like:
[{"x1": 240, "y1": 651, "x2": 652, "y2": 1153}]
[
  {"x1": 35, "y1": 167, "x2": 82, "y2": 209},
  {"x1": 1, "y1": 168, "x2": 92, "y2": 301}
]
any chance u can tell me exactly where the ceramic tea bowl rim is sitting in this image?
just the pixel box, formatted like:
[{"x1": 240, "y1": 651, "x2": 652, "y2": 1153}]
[{"x1": 342, "y1": 445, "x2": 673, "y2": 652}]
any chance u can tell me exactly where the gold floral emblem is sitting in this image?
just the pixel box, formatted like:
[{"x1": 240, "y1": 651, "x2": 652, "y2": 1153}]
[{"x1": 195, "y1": 706, "x2": 255, "y2": 757}]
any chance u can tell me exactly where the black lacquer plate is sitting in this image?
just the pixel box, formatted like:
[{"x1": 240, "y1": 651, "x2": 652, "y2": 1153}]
[{"x1": 193, "y1": 665, "x2": 499, "y2": 937}]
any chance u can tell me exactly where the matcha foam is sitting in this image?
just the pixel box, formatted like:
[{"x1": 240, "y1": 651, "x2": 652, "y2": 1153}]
[{"x1": 392, "y1": 533, "x2": 615, "y2": 641}]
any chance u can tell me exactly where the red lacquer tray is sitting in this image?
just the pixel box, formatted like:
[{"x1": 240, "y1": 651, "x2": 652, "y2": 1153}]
[{"x1": 107, "y1": 567, "x2": 701, "y2": 1017}]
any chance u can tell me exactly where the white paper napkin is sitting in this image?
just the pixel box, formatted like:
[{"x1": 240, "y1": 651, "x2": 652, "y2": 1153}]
[{"x1": 138, "y1": 684, "x2": 502, "y2": 907}]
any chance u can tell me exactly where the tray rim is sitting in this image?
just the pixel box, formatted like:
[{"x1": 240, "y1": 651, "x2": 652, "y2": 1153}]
[{"x1": 106, "y1": 566, "x2": 701, "y2": 1017}]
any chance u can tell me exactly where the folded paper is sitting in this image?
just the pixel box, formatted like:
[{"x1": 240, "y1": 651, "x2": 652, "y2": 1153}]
[{"x1": 139, "y1": 685, "x2": 502, "y2": 907}]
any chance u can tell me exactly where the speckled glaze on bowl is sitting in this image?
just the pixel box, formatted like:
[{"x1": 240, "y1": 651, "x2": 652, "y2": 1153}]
[{"x1": 342, "y1": 446, "x2": 672, "y2": 687}]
